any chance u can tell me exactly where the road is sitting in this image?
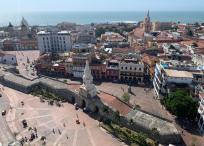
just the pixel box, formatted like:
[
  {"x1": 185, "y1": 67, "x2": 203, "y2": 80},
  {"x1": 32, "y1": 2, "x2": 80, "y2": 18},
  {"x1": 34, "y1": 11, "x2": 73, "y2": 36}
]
[{"x1": 0, "y1": 87, "x2": 16, "y2": 146}]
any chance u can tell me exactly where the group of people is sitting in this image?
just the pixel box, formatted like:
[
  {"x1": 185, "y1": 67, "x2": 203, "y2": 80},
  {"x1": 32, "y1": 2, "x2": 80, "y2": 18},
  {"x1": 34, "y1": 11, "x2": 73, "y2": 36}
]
[{"x1": 20, "y1": 127, "x2": 38, "y2": 145}]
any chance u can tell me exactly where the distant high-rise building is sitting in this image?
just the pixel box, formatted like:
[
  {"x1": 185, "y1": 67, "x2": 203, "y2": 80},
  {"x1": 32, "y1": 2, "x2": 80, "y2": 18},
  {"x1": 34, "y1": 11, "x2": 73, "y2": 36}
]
[{"x1": 143, "y1": 10, "x2": 151, "y2": 33}]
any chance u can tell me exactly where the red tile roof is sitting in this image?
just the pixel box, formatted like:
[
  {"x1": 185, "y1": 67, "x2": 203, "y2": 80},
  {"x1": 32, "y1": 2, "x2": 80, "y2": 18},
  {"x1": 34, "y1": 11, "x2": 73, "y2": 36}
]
[
  {"x1": 131, "y1": 27, "x2": 144, "y2": 38},
  {"x1": 98, "y1": 92, "x2": 132, "y2": 116}
]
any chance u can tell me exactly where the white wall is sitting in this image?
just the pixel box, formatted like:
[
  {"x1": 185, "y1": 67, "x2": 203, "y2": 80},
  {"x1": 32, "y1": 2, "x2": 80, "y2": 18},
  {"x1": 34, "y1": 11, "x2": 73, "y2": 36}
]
[
  {"x1": 166, "y1": 76, "x2": 192, "y2": 85},
  {"x1": 0, "y1": 54, "x2": 17, "y2": 65}
]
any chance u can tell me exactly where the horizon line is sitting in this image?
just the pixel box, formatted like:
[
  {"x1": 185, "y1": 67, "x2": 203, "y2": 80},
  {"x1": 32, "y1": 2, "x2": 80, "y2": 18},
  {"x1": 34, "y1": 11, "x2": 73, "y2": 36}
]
[{"x1": 2, "y1": 10, "x2": 204, "y2": 13}]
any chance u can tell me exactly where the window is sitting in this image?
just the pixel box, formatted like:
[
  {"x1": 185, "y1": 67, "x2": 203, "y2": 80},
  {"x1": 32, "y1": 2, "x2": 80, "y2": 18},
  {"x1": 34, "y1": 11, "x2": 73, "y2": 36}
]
[
  {"x1": 130, "y1": 67, "x2": 132, "y2": 70},
  {"x1": 121, "y1": 67, "x2": 123, "y2": 70}
]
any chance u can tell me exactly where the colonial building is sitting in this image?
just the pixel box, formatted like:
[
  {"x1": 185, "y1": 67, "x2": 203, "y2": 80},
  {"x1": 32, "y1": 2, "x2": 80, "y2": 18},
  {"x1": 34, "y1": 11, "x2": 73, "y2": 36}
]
[
  {"x1": 101, "y1": 32, "x2": 126, "y2": 48},
  {"x1": 90, "y1": 62, "x2": 106, "y2": 80},
  {"x1": 106, "y1": 59, "x2": 119, "y2": 81},
  {"x1": 0, "y1": 51, "x2": 17, "y2": 65},
  {"x1": 37, "y1": 31, "x2": 72, "y2": 54},
  {"x1": 143, "y1": 11, "x2": 151, "y2": 33},
  {"x1": 119, "y1": 58, "x2": 144, "y2": 83},
  {"x1": 72, "y1": 44, "x2": 95, "y2": 78},
  {"x1": 77, "y1": 30, "x2": 96, "y2": 44},
  {"x1": 0, "y1": 31, "x2": 9, "y2": 39}
]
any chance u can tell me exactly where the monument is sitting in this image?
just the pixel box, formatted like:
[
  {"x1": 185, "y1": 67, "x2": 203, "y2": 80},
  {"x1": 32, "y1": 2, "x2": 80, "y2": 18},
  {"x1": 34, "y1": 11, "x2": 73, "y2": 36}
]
[{"x1": 79, "y1": 60, "x2": 97, "y2": 98}]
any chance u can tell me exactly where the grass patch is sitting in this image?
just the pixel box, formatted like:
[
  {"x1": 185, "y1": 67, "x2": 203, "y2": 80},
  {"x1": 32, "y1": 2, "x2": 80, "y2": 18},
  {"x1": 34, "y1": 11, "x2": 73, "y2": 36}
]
[
  {"x1": 101, "y1": 121, "x2": 155, "y2": 146},
  {"x1": 31, "y1": 87, "x2": 64, "y2": 102}
]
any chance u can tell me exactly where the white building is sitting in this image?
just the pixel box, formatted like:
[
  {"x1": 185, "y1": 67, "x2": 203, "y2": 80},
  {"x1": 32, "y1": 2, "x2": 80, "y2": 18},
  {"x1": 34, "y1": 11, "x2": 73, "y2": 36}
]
[
  {"x1": 0, "y1": 52, "x2": 17, "y2": 65},
  {"x1": 198, "y1": 93, "x2": 204, "y2": 135},
  {"x1": 0, "y1": 31, "x2": 9, "y2": 39},
  {"x1": 37, "y1": 31, "x2": 72, "y2": 54},
  {"x1": 153, "y1": 62, "x2": 193, "y2": 98},
  {"x1": 192, "y1": 54, "x2": 204, "y2": 66}
]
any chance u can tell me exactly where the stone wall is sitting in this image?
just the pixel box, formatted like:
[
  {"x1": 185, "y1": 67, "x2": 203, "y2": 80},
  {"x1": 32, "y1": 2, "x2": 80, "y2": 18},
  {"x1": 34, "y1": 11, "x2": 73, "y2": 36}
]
[{"x1": 0, "y1": 73, "x2": 182, "y2": 145}]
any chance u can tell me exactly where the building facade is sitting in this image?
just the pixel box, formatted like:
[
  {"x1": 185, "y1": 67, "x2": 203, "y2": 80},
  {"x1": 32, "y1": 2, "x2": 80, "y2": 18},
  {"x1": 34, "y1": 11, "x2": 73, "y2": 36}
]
[
  {"x1": 72, "y1": 44, "x2": 95, "y2": 78},
  {"x1": 106, "y1": 60, "x2": 119, "y2": 81},
  {"x1": 197, "y1": 93, "x2": 204, "y2": 135},
  {"x1": 119, "y1": 59, "x2": 144, "y2": 83},
  {"x1": 153, "y1": 62, "x2": 193, "y2": 98},
  {"x1": 0, "y1": 52, "x2": 17, "y2": 65},
  {"x1": 37, "y1": 31, "x2": 72, "y2": 54}
]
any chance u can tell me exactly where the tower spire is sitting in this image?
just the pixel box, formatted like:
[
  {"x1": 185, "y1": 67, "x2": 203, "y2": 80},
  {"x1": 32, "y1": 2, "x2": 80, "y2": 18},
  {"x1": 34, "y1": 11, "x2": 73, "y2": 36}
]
[
  {"x1": 79, "y1": 60, "x2": 97, "y2": 98},
  {"x1": 147, "y1": 10, "x2": 150, "y2": 17}
]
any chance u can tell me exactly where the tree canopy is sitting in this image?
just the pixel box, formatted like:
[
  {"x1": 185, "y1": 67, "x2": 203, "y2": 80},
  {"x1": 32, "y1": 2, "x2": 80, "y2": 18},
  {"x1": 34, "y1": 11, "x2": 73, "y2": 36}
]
[
  {"x1": 122, "y1": 92, "x2": 131, "y2": 103},
  {"x1": 163, "y1": 89, "x2": 198, "y2": 121}
]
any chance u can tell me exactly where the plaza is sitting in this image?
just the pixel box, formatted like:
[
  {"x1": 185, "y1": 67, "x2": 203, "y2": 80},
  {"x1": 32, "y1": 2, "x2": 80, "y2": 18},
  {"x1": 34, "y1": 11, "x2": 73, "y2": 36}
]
[{"x1": 3, "y1": 86, "x2": 126, "y2": 146}]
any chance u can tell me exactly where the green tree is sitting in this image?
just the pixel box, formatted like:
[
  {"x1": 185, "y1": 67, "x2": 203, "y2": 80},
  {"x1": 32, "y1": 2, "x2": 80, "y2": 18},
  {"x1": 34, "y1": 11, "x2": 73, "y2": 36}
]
[
  {"x1": 163, "y1": 89, "x2": 198, "y2": 121},
  {"x1": 113, "y1": 110, "x2": 120, "y2": 122},
  {"x1": 151, "y1": 128, "x2": 160, "y2": 142},
  {"x1": 122, "y1": 92, "x2": 131, "y2": 103}
]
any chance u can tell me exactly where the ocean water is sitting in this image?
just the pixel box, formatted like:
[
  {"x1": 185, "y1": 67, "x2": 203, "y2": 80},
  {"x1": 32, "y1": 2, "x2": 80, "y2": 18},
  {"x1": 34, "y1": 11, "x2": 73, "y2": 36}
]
[{"x1": 0, "y1": 11, "x2": 204, "y2": 26}]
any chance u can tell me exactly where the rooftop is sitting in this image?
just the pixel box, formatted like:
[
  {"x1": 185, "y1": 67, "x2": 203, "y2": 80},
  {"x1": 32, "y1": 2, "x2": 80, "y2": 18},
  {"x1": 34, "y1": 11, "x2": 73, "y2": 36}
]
[
  {"x1": 98, "y1": 92, "x2": 131, "y2": 116},
  {"x1": 127, "y1": 110, "x2": 179, "y2": 136},
  {"x1": 164, "y1": 69, "x2": 193, "y2": 78}
]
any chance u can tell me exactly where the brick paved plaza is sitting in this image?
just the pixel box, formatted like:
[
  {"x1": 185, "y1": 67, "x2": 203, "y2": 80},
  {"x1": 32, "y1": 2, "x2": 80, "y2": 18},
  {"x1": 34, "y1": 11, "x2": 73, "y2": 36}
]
[{"x1": 3, "y1": 87, "x2": 126, "y2": 146}]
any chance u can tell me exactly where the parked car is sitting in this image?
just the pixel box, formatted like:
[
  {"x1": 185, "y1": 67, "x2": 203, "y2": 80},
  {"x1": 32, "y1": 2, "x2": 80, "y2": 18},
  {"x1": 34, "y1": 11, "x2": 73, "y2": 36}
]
[
  {"x1": 74, "y1": 103, "x2": 79, "y2": 110},
  {"x1": 22, "y1": 120, "x2": 28, "y2": 128},
  {"x1": 1, "y1": 110, "x2": 6, "y2": 116},
  {"x1": 76, "y1": 119, "x2": 80, "y2": 124},
  {"x1": 83, "y1": 107, "x2": 89, "y2": 113}
]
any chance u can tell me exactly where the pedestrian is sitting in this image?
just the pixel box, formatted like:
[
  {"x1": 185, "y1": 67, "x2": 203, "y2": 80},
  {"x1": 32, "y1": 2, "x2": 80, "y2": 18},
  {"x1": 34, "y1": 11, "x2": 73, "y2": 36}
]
[
  {"x1": 58, "y1": 129, "x2": 61, "y2": 135},
  {"x1": 63, "y1": 123, "x2": 66, "y2": 127},
  {"x1": 34, "y1": 127, "x2": 37, "y2": 133},
  {"x1": 52, "y1": 128, "x2": 55, "y2": 134},
  {"x1": 83, "y1": 121, "x2": 86, "y2": 127},
  {"x1": 25, "y1": 136, "x2": 27, "y2": 142}
]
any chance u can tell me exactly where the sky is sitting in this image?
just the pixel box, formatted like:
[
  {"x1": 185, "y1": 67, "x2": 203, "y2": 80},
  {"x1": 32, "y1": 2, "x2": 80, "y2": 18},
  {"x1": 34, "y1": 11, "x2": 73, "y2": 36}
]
[{"x1": 1, "y1": 0, "x2": 204, "y2": 12}]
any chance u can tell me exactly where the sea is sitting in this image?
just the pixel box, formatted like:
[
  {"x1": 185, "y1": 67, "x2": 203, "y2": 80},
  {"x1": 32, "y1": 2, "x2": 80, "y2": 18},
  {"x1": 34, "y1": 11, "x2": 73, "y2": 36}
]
[{"x1": 0, "y1": 11, "x2": 204, "y2": 26}]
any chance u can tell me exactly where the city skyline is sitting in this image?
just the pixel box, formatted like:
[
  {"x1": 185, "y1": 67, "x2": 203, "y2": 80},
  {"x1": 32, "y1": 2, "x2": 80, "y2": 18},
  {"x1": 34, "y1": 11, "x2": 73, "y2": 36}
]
[{"x1": 1, "y1": 0, "x2": 204, "y2": 13}]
